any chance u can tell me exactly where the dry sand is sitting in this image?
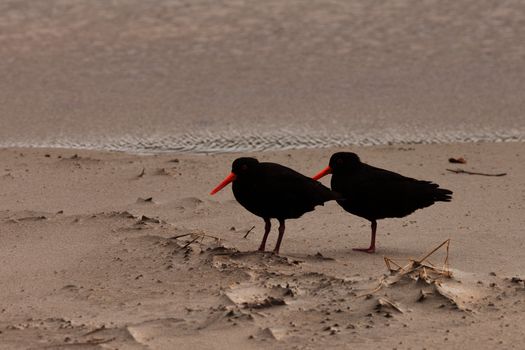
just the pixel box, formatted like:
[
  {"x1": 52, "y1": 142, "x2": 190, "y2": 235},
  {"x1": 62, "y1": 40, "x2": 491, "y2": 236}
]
[{"x1": 0, "y1": 142, "x2": 524, "y2": 349}]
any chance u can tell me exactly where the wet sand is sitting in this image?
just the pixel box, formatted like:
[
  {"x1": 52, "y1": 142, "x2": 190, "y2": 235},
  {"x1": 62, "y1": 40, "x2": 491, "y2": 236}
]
[
  {"x1": 1, "y1": 0, "x2": 525, "y2": 151},
  {"x1": 1, "y1": 142, "x2": 524, "y2": 349}
]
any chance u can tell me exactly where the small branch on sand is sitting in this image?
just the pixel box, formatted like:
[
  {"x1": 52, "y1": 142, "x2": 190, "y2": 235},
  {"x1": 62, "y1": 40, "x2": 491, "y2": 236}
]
[
  {"x1": 415, "y1": 239, "x2": 450, "y2": 265},
  {"x1": 170, "y1": 231, "x2": 221, "y2": 248},
  {"x1": 384, "y1": 256, "x2": 403, "y2": 271},
  {"x1": 83, "y1": 337, "x2": 116, "y2": 345},
  {"x1": 82, "y1": 325, "x2": 106, "y2": 336},
  {"x1": 360, "y1": 239, "x2": 452, "y2": 297},
  {"x1": 243, "y1": 225, "x2": 256, "y2": 239},
  {"x1": 170, "y1": 233, "x2": 191, "y2": 240},
  {"x1": 137, "y1": 167, "x2": 145, "y2": 178},
  {"x1": 446, "y1": 168, "x2": 507, "y2": 177},
  {"x1": 377, "y1": 297, "x2": 404, "y2": 313},
  {"x1": 182, "y1": 236, "x2": 202, "y2": 249},
  {"x1": 362, "y1": 239, "x2": 473, "y2": 312}
]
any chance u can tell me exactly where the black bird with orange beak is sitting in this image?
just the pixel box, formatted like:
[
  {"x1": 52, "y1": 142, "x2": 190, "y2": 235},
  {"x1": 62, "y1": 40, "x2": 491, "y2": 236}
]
[
  {"x1": 211, "y1": 157, "x2": 340, "y2": 254},
  {"x1": 313, "y1": 152, "x2": 452, "y2": 253}
]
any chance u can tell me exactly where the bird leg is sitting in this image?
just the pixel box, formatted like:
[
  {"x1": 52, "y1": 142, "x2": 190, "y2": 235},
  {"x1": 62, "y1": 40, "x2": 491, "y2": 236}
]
[
  {"x1": 258, "y1": 218, "x2": 271, "y2": 251},
  {"x1": 273, "y1": 219, "x2": 286, "y2": 254},
  {"x1": 353, "y1": 220, "x2": 377, "y2": 253}
]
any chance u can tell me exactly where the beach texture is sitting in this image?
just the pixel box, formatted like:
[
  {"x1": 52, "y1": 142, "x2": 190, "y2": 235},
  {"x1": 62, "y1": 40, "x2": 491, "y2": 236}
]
[
  {"x1": 1, "y1": 1, "x2": 525, "y2": 348},
  {"x1": 1, "y1": 142, "x2": 524, "y2": 349}
]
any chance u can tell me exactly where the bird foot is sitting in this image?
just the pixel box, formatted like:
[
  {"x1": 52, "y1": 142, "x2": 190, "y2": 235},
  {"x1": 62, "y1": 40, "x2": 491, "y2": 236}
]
[{"x1": 352, "y1": 247, "x2": 376, "y2": 254}]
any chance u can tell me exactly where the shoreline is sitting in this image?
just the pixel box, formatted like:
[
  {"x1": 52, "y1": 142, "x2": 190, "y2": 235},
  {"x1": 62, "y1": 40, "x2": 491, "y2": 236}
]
[
  {"x1": 1, "y1": 142, "x2": 524, "y2": 348},
  {"x1": 1, "y1": 136, "x2": 524, "y2": 155}
]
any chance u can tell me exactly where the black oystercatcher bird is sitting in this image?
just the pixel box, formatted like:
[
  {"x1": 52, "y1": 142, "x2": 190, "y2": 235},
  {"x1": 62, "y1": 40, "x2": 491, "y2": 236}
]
[
  {"x1": 210, "y1": 157, "x2": 340, "y2": 254},
  {"x1": 313, "y1": 152, "x2": 452, "y2": 253}
]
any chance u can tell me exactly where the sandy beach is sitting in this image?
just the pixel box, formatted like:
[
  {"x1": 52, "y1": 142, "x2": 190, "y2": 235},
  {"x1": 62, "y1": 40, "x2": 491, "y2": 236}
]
[
  {"x1": 1, "y1": 1, "x2": 525, "y2": 348},
  {"x1": 1, "y1": 142, "x2": 524, "y2": 349}
]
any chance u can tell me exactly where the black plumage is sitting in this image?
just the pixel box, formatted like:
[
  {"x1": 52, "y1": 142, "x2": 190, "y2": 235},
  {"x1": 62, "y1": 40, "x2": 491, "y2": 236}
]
[
  {"x1": 313, "y1": 152, "x2": 452, "y2": 253},
  {"x1": 211, "y1": 157, "x2": 340, "y2": 254}
]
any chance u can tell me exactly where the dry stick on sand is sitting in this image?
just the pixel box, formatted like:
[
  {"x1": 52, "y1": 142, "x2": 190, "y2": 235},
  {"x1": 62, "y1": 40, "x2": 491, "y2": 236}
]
[
  {"x1": 170, "y1": 231, "x2": 221, "y2": 248},
  {"x1": 182, "y1": 236, "x2": 202, "y2": 249},
  {"x1": 243, "y1": 225, "x2": 256, "y2": 239},
  {"x1": 414, "y1": 239, "x2": 450, "y2": 265},
  {"x1": 170, "y1": 233, "x2": 192, "y2": 240},
  {"x1": 446, "y1": 168, "x2": 507, "y2": 177},
  {"x1": 363, "y1": 239, "x2": 452, "y2": 297}
]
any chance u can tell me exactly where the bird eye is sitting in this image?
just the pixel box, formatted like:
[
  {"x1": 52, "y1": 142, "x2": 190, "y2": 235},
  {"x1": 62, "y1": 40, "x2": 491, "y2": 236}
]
[
  {"x1": 241, "y1": 164, "x2": 248, "y2": 171},
  {"x1": 336, "y1": 159, "x2": 343, "y2": 165}
]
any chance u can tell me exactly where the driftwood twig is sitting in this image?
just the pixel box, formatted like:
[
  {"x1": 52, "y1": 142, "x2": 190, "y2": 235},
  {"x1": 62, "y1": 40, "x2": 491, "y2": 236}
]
[
  {"x1": 446, "y1": 169, "x2": 506, "y2": 177},
  {"x1": 415, "y1": 239, "x2": 450, "y2": 264},
  {"x1": 182, "y1": 236, "x2": 201, "y2": 249},
  {"x1": 170, "y1": 231, "x2": 221, "y2": 248},
  {"x1": 359, "y1": 239, "x2": 452, "y2": 298},
  {"x1": 243, "y1": 225, "x2": 256, "y2": 239}
]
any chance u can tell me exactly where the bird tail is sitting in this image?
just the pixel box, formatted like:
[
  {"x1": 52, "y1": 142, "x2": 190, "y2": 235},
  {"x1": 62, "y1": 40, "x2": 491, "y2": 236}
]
[{"x1": 434, "y1": 188, "x2": 453, "y2": 202}]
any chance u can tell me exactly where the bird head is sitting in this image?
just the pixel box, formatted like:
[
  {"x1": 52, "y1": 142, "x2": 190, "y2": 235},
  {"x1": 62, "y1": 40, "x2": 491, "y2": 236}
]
[
  {"x1": 210, "y1": 157, "x2": 259, "y2": 195},
  {"x1": 312, "y1": 152, "x2": 361, "y2": 180}
]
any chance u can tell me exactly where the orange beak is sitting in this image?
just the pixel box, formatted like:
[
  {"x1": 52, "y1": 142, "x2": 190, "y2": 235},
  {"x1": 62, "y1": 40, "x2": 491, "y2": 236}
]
[
  {"x1": 312, "y1": 166, "x2": 332, "y2": 180},
  {"x1": 210, "y1": 172, "x2": 237, "y2": 195}
]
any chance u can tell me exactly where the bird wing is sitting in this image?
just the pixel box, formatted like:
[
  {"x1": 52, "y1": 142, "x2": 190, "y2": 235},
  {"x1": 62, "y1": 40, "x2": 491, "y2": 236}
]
[
  {"x1": 258, "y1": 162, "x2": 338, "y2": 200},
  {"x1": 337, "y1": 164, "x2": 451, "y2": 218},
  {"x1": 254, "y1": 163, "x2": 339, "y2": 217}
]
